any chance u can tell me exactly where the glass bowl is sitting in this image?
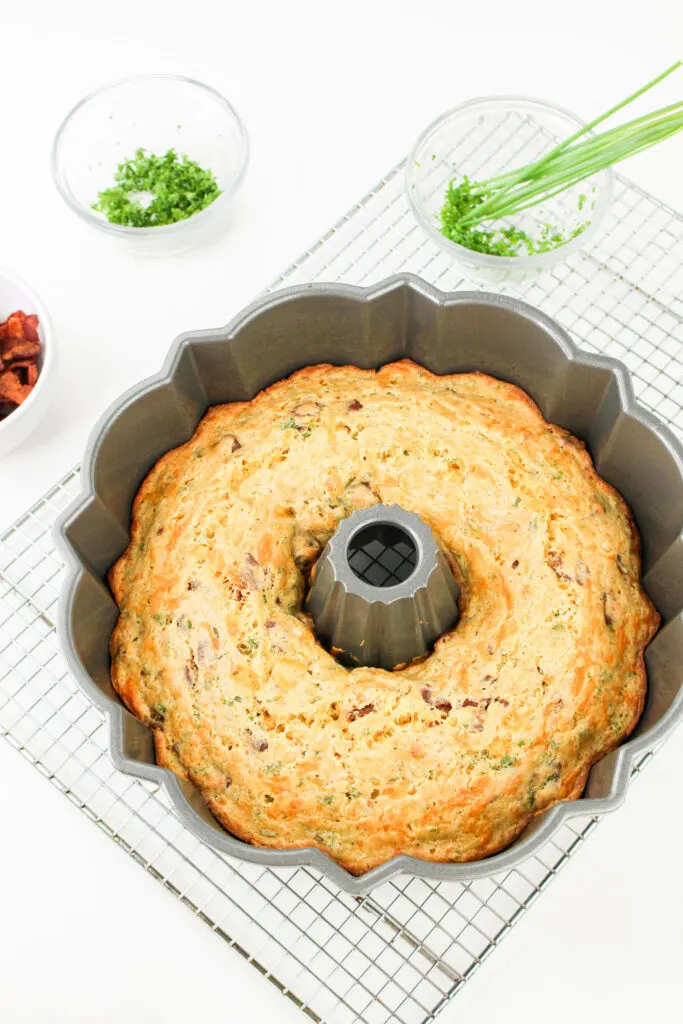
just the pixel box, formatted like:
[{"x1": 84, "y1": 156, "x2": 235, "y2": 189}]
[
  {"x1": 51, "y1": 74, "x2": 249, "y2": 256},
  {"x1": 406, "y1": 96, "x2": 613, "y2": 284}
]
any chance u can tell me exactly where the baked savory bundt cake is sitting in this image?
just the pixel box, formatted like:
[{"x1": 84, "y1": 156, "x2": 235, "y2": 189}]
[{"x1": 109, "y1": 360, "x2": 659, "y2": 874}]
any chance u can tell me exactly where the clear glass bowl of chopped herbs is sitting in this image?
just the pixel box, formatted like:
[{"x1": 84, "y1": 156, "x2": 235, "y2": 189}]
[
  {"x1": 406, "y1": 96, "x2": 613, "y2": 283},
  {"x1": 52, "y1": 74, "x2": 249, "y2": 256}
]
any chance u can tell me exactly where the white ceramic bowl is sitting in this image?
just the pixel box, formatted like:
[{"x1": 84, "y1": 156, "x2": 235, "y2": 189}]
[{"x1": 0, "y1": 270, "x2": 56, "y2": 456}]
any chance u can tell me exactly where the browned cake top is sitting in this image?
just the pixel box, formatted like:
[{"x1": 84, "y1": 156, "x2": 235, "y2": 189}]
[{"x1": 109, "y1": 361, "x2": 658, "y2": 874}]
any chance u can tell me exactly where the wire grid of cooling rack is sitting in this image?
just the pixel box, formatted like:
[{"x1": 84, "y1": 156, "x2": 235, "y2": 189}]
[{"x1": 1, "y1": 116, "x2": 682, "y2": 1022}]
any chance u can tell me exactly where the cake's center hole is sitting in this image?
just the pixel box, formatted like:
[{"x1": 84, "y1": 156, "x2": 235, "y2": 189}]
[{"x1": 347, "y1": 522, "x2": 417, "y2": 587}]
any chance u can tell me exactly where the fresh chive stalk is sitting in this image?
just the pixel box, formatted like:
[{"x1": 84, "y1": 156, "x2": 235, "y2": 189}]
[{"x1": 440, "y1": 62, "x2": 683, "y2": 256}]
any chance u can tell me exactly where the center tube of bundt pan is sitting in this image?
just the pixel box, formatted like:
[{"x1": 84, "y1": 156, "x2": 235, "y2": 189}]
[{"x1": 306, "y1": 504, "x2": 460, "y2": 670}]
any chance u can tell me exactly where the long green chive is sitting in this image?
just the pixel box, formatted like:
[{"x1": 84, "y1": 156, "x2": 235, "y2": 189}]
[{"x1": 440, "y1": 62, "x2": 683, "y2": 256}]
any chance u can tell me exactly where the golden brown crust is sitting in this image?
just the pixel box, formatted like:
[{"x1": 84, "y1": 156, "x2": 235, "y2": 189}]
[{"x1": 109, "y1": 360, "x2": 659, "y2": 874}]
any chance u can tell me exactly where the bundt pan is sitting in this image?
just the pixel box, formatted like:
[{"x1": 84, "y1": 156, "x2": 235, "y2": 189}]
[{"x1": 56, "y1": 275, "x2": 683, "y2": 895}]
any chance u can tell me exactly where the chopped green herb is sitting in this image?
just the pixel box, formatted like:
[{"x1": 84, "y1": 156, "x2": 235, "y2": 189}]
[
  {"x1": 438, "y1": 63, "x2": 683, "y2": 257},
  {"x1": 92, "y1": 147, "x2": 222, "y2": 227}
]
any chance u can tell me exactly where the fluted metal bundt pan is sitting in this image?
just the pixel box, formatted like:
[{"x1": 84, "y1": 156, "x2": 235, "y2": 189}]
[{"x1": 56, "y1": 275, "x2": 683, "y2": 895}]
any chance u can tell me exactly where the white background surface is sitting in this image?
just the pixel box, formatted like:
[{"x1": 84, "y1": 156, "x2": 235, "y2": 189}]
[{"x1": 1, "y1": 2, "x2": 682, "y2": 1021}]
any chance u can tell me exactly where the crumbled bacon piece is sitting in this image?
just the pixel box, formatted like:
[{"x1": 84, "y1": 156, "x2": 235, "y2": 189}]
[
  {"x1": 0, "y1": 370, "x2": 32, "y2": 405},
  {"x1": 420, "y1": 686, "x2": 452, "y2": 716},
  {"x1": 348, "y1": 703, "x2": 374, "y2": 722},
  {"x1": 0, "y1": 310, "x2": 41, "y2": 419}
]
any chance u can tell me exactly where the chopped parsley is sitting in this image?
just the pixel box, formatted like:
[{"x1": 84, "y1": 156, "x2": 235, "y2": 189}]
[{"x1": 92, "y1": 148, "x2": 221, "y2": 227}]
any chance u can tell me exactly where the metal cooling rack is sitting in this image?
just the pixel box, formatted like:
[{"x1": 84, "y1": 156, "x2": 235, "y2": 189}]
[{"x1": 1, "y1": 131, "x2": 681, "y2": 1022}]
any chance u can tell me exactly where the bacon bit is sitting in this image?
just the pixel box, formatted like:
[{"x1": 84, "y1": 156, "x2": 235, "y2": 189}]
[
  {"x1": 265, "y1": 619, "x2": 277, "y2": 629},
  {"x1": 226, "y1": 434, "x2": 241, "y2": 452},
  {"x1": 603, "y1": 591, "x2": 618, "y2": 627},
  {"x1": 348, "y1": 703, "x2": 374, "y2": 722},
  {"x1": 472, "y1": 717, "x2": 484, "y2": 732},
  {"x1": 462, "y1": 698, "x2": 479, "y2": 708},
  {"x1": 348, "y1": 399, "x2": 363, "y2": 411},
  {"x1": 480, "y1": 698, "x2": 492, "y2": 710},
  {"x1": 511, "y1": 559, "x2": 519, "y2": 569},
  {"x1": 0, "y1": 370, "x2": 32, "y2": 405},
  {"x1": 483, "y1": 674, "x2": 495, "y2": 683},
  {"x1": 547, "y1": 550, "x2": 573, "y2": 583},
  {"x1": 0, "y1": 310, "x2": 39, "y2": 343},
  {"x1": 0, "y1": 311, "x2": 41, "y2": 419},
  {"x1": 495, "y1": 697, "x2": 510, "y2": 707},
  {"x1": 250, "y1": 735, "x2": 268, "y2": 752},
  {"x1": 1, "y1": 340, "x2": 40, "y2": 364},
  {"x1": 421, "y1": 686, "x2": 451, "y2": 715},
  {"x1": 245, "y1": 553, "x2": 260, "y2": 566},
  {"x1": 225, "y1": 777, "x2": 233, "y2": 789},
  {"x1": 187, "y1": 580, "x2": 199, "y2": 590}
]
